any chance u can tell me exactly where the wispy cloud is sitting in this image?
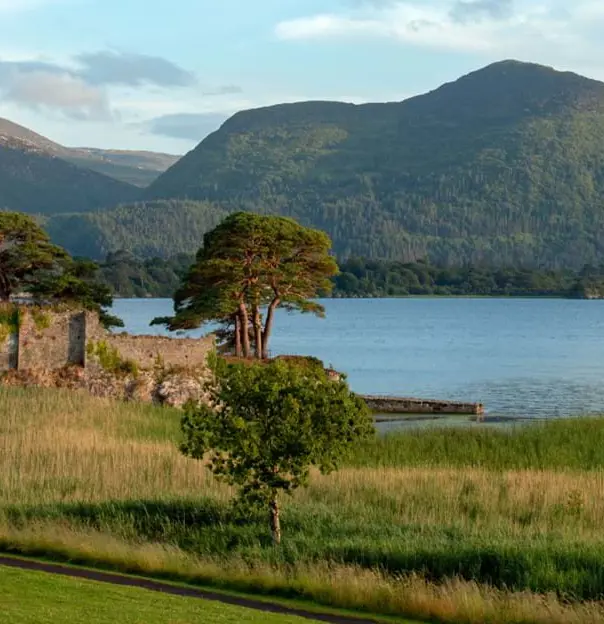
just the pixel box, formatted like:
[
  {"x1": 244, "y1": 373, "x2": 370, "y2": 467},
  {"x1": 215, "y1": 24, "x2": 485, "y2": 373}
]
[
  {"x1": 275, "y1": 1, "x2": 603, "y2": 62},
  {"x1": 449, "y1": 0, "x2": 514, "y2": 24},
  {"x1": 0, "y1": 60, "x2": 110, "y2": 119},
  {"x1": 0, "y1": 51, "x2": 241, "y2": 121},
  {"x1": 75, "y1": 51, "x2": 197, "y2": 88}
]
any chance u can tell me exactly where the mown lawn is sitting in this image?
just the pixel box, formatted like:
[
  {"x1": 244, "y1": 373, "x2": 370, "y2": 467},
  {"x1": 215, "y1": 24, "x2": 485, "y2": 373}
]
[{"x1": 0, "y1": 565, "x2": 320, "y2": 624}]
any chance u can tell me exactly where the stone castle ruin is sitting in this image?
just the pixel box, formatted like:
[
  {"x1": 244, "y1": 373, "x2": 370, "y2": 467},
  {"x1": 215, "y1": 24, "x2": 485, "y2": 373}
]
[{"x1": 0, "y1": 307, "x2": 215, "y2": 407}]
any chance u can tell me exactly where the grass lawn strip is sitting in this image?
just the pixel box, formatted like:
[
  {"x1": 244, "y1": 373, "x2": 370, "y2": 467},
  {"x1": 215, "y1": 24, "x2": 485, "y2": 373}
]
[
  {"x1": 0, "y1": 555, "x2": 411, "y2": 624},
  {"x1": 0, "y1": 564, "x2": 316, "y2": 624}
]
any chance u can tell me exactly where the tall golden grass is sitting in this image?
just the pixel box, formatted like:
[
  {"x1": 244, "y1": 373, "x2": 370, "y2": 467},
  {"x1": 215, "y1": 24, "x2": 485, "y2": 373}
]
[{"x1": 1, "y1": 386, "x2": 604, "y2": 623}]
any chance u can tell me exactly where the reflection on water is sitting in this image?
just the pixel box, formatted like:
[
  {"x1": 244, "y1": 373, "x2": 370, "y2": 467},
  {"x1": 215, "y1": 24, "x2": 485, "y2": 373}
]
[{"x1": 112, "y1": 297, "x2": 604, "y2": 429}]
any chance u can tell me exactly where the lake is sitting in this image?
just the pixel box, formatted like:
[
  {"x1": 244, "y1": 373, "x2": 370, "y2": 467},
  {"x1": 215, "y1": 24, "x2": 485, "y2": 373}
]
[{"x1": 112, "y1": 298, "x2": 604, "y2": 421}]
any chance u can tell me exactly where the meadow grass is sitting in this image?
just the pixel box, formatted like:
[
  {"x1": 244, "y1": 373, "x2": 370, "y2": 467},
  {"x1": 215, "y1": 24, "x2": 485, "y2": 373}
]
[
  {"x1": 2, "y1": 386, "x2": 604, "y2": 623},
  {"x1": 351, "y1": 419, "x2": 604, "y2": 470}
]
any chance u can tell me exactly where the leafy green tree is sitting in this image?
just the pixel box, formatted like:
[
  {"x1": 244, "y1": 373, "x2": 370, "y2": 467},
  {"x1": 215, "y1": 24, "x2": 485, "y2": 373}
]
[
  {"x1": 249, "y1": 215, "x2": 338, "y2": 358},
  {"x1": 0, "y1": 212, "x2": 121, "y2": 327},
  {"x1": 0, "y1": 212, "x2": 67, "y2": 301},
  {"x1": 155, "y1": 212, "x2": 338, "y2": 359},
  {"x1": 155, "y1": 245, "x2": 255, "y2": 357},
  {"x1": 30, "y1": 257, "x2": 123, "y2": 329},
  {"x1": 180, "y1": 356, "x2": 373, "y2": 545}
]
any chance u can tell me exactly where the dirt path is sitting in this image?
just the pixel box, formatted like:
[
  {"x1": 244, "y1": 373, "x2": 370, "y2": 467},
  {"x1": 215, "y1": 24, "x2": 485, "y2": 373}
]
[{"x1": 0, "y1": 555, "x2": 384, "y2": 624}]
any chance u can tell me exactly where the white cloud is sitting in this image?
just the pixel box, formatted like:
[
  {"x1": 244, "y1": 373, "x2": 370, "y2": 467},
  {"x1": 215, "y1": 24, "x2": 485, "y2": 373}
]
[
  {"x1": 5, "y1": 70, "x2": 110, "y2": 119},
  {"x1": 275, "y1": 1, "x2": 604, "y2": 63}
]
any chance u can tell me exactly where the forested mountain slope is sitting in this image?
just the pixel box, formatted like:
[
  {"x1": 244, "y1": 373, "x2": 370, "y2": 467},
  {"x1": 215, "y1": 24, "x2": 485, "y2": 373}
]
[
  {"x1": 147, "y1": 60, "x2": 604, "y2": 268},
  {"x1": 45, "y1": 200, "x2": 229, "y2": 259}
]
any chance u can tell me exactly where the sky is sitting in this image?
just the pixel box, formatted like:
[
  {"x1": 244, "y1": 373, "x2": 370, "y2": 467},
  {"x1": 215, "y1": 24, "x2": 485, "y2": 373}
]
[{"x1": 1, "y1": 0, "x2": 604, "y2": 154}]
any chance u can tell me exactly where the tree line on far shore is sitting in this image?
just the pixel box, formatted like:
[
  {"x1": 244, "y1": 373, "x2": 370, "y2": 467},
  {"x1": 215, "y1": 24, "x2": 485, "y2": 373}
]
[{"x1": 96, "y1": 250, "x2": 604, "y2": 301}]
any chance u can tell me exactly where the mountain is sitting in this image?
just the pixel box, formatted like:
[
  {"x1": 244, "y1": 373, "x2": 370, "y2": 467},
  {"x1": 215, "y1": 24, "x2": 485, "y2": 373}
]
[
  {"x1": 146, "y1": 60, "x2": 604, "y2": 268},
  {"x1": 45, "y1": 200, "x2": 229, "y2": 259},
  {"x1": 0, "y1": 135, "x2": 139, "y2": 215},
  {"x1": 0, "y1": 118, "x2": 179, "y2": 187},
  {"x1": 62, "y1": 149, "x2": 179, "y2": 188}
]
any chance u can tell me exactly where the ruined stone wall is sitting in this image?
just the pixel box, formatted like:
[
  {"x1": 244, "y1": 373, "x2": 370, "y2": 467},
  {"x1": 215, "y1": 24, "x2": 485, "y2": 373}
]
[
  {"x1": 17, "y1": 309, "x2": 87, "y2": 371},
  {"x1": 104, "y1": 333, "x2": 215, "y2": 370},
  {"x1": 0, "y1": 307, "x2": 214, "y2": 373},
  {"x1": 0, "y1": 333, "x2": 17, "y2": 371}
]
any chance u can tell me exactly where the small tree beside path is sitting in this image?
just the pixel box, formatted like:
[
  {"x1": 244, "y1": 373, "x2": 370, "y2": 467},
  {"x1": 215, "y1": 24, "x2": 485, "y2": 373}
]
[{"x1": 180, "y1": 356, "x2": 374, "y2": 545}]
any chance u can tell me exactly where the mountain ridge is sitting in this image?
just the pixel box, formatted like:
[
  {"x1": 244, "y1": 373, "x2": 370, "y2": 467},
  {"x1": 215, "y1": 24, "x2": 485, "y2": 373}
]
[
  {"x1": 0, "y1": 117, "x2": 180, "y2": 187},
  {"x1": 143, "y1": 59, "x2": 604, "y2": 268}
]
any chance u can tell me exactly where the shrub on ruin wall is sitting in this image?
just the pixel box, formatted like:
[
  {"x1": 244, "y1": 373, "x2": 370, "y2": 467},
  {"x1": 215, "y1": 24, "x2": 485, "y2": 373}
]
[
  {"x1": 0, "y1": 305, "x2": 20, "y2": 345},
  {"x1": 86, "y1": 340, "x2": 139, "y2": 377},
  {"x1": 30, "y1": 308, "x2": 51, "y2": 331}
]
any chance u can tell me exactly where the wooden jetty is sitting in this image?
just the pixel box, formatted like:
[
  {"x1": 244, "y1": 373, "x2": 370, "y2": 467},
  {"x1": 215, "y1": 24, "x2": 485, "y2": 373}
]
[{"x1": 360, "y1": 395, "x2": 484, "y2": 416}]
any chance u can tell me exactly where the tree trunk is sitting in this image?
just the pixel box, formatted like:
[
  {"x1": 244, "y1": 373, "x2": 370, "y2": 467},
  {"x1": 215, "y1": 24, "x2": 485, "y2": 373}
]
[
  {"x1": 262, "y1": 298, "x2": 280, "y2": 359},
  {"x1": 0, "y1": 273, "x2": 11, "y2": 302},
  {"x1": 252, "y1": 305, "x2": 263, "y2": 360},
  {"x1": 234, "y1": 314, "x2": 242, "y2": 358},
  {"x1": 269, "y1": 494, "x2": 281, "y2": 546},
  {"x1": 239, "y1": 303, "x2": 251, "y2": 358}
]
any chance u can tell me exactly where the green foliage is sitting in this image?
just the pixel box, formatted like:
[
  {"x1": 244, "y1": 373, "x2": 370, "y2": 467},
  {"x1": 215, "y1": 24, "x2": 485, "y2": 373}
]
[
  {"x1": 333, "y1": 257, "x2": 601, "y2": 298},
  {"x1": 0, "y1": 212, "x2": 68, "y2": 301},
  {"x1": 140, "y1": 61, "x2": 604, "y2": 269},
  {"x1": 0, "y1": 212, "x2": 120, "y2": 327},
  {"x1": 28, "y1": 257, "x2": 123, "y2": 329},
  {"x1": 100, "y1": 251, "x2": 604, "y2": 300},
  {"x1": 86, "y1": 340, "x2": 138, "y2": 376},
  {"x1": 98, "y1": 250, "x2": 193, "y2": 298},
  {"x1": 30, "y1": 308, "x2": 51, "y2": 330},
  {"x1": 45, "y1": 200, "x2": 230, "y2": 260},
  {"x1": 0, "y1": 304, "x2": 19, "y2": 344},
  {"x1": 180, "y1": 357, "x2": 373, "y2": 542},
  {"x1": 157, "y1": 212, "x2": 337, "y2": 359}
]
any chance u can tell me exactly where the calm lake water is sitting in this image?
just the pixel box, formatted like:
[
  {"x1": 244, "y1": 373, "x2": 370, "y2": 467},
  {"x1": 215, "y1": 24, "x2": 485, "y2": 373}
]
[{"x1": 112, "y1": 298, "x2": 604, "y2": 421}]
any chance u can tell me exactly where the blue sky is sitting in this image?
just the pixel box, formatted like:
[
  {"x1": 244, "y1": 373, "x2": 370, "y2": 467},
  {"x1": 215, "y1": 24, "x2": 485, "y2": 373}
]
[{"x1": 1, "y1": 0, "x2": 603, "y2": 154}]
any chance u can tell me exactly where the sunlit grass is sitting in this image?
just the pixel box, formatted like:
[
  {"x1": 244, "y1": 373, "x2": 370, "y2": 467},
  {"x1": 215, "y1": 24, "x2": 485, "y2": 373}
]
[
  {"x1": 2, "y1": 386, "x2": 604, "y2": 623},
  {"x1": 351, "y1": 419, "x2": 604, "y2": 470},
  {"x1": 0, "y1": 565, "x2": 318, "y2": 624}
]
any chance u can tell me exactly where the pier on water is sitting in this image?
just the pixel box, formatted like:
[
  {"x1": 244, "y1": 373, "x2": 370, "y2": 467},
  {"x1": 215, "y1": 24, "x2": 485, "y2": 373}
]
[{"x1": 360, "y1": 395, "x2": 484, "y2": 416}]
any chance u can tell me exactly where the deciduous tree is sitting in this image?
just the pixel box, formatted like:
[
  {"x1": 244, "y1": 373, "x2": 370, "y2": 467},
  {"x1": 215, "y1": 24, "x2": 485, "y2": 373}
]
[{"x1": 180, "y1": 356, "x2": 373, "y2": 545}]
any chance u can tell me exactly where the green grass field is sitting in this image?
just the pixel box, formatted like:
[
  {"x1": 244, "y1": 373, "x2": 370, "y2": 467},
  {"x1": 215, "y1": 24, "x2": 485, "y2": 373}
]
[
  {"x1": 0, "y1": 565, "x2": 319, "y2": 624},
  {"x1": 2, "y1": 386, "x2": 604, "y2": 623}
]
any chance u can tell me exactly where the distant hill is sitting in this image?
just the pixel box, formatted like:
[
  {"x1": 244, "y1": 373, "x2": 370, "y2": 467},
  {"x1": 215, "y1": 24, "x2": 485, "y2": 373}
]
[
  {"x1": 64, "y1": 149, "x2": 180, "y2": 188},
  {"x1": 146, "y1": 60, "x2": 604, "y2": 268},
  {"x1": 0, "y1": 137, "x2": 139, "y2": 215},
  {"x1": 0, "y1": 118, "x2": 179, "y2": 187},
  {"x1": 45, "y1": 200, "x2": 230, "y2": 259}
]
